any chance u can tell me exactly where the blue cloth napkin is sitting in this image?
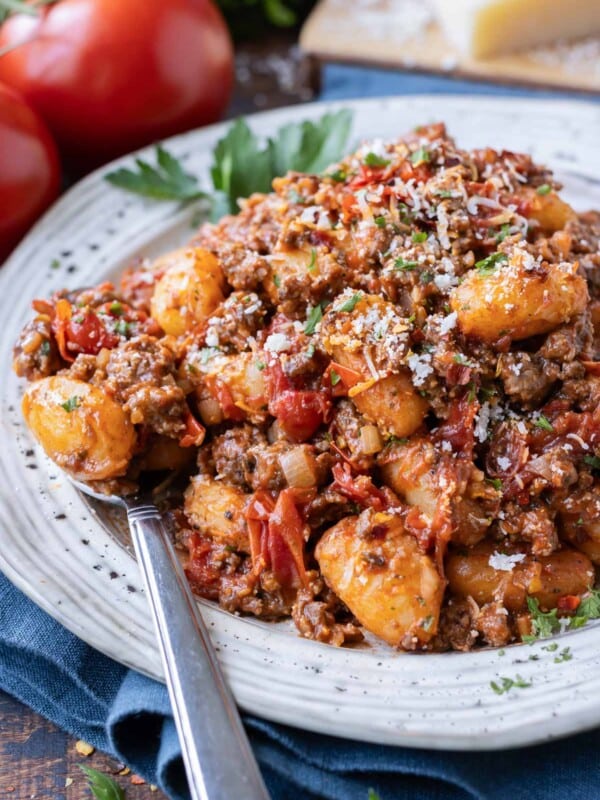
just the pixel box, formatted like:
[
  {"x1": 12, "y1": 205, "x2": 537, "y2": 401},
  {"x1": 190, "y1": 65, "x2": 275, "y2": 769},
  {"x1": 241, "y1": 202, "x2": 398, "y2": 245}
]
[{"x1": 2, "y1": 65, "x2": 599, "y2": 800}]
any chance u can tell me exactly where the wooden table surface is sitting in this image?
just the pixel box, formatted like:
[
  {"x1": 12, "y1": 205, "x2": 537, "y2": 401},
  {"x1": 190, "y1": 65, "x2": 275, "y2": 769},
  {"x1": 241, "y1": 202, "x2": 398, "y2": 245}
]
[{"x1": 0, "y1": 30, "x2": 318, "y2": 800}]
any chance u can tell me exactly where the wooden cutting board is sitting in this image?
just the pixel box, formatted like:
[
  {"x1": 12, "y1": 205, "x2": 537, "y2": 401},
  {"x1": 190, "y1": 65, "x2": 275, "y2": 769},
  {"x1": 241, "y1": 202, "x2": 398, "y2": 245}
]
[{"x1": 300, "y1": 0, "x2": 600, "y2": 94}]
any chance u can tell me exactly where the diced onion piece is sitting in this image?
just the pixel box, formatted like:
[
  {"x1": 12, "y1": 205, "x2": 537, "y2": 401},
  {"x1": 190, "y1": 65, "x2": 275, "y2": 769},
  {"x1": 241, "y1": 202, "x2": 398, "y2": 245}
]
[
  {"x1": 279, "y1": 447, "x2": 317, "y2": 488},
  {"x1": 360, "y1": 424, "x2": 383, "y2": 454},
  {"x1": 197, "y1": 395, "x2": 223, "y2": 426}
]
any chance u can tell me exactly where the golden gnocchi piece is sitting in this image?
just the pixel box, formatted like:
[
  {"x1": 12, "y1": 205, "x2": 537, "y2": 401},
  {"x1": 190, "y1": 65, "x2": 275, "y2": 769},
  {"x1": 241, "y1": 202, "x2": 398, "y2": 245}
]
[
  {"x1": 320, "y1": 293, "x2": 428, "y2": 438},
  {"x1": 184, "y1": 475, "x2": 250, "y2": 553},
  {"x1": 316, "y1": 510, "x2": 444, "y2": 647},
  {"x1": 446, "y1": 540, "x2": 594, "y2": 612},
  {"x1": 150, "y1": 247, "x2": 226, "y2": 336},
  {"x1": 450, "y1": 249, "x2": 588, "y2": 342},
  {"x1": 22, "y1": 376, "x2": 136, "y2": 481},
  {"x1": 522, "y1": 187, "x2": 577, "y2": 234}
]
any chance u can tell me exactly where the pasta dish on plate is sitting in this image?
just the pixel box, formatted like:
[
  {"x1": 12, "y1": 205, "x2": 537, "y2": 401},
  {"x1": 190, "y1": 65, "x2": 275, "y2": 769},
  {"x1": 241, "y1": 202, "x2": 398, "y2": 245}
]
[{"x1": 13, "y1": 122, "x2": 600, "y2": 652}]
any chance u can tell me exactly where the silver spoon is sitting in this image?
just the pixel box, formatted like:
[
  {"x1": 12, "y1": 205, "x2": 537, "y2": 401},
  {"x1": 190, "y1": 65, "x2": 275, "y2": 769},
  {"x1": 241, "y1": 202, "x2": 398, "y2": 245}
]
[{"x1": 73, "y1": 474, "x2": 271, "y2": 800}]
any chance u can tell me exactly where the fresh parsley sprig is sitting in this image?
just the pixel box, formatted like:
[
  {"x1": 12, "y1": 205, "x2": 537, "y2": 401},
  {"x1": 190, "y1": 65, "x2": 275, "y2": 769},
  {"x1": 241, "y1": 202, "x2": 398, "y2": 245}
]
[
  {"x1": 78, "y1": 766, "x2": 126, "y2": 800},
  {"x1": 105, "y1": 146, "x2": 209, "y2": 202},
  {"x1": 105, "y1": 110, "x2": 353, "y2": 221}
]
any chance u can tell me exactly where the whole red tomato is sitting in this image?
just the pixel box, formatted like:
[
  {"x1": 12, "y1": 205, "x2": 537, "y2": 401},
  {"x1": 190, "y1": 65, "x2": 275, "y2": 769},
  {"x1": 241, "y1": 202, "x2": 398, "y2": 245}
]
[
  {"x1": 0, "y1": 83, "x2": 60, "y2": 263},
  {"x1": 0, "y1": 0, "x2": 234, "y2": 167}
]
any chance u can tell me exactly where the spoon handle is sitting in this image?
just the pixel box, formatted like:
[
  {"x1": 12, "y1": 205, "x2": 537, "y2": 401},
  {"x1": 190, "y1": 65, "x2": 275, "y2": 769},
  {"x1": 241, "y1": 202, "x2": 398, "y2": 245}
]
[{"x1": 127, "y1": 504, "x2": 271, "y2": 800}]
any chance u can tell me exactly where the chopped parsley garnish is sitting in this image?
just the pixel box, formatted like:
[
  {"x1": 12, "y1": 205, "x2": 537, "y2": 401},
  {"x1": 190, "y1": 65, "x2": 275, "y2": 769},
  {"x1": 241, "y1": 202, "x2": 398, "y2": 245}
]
[
  {"x1": 60, "y1": 396, "x2": 81, "y2": 413},
  {"x1": 385, "y1": 436, "x2": 409, "y2": 447},
  {"x1": 114, "y1": 319, "x2": 131, "y2": 336},
  {"x1": 326, "y1": 168, "x2": 347, "y2": 182},
  {"x1": 435, "y1": 190, "x2": 453, "y2": 199},
  {"x1": 453, "y1": 353, "x2": 475, "y2": 367},
  {"x1": 273, "y1": 274, "x2": 281, "y2": 288},
  {"x1": 420, "y1": 271, "x2": 433, "y2": 285},
  {"x1": 255, "y1": 360, "x2": 266, "y2": 371},
  {"x1": 374, "y1": 215, "x2": 386, "y2": 227},
  {"x1": 330, "y1": 369, "x2": 341, "y2": 386},
  {"x1": 487, "y1": 478, "x2": 503, "y2": 491},
  {"x1": 109, "y1": 300, "x2": 123, "y2": 316},
  {"x1": 534, "y1": 415, "x2": 553, "y2": 432},
  {"x1": 542, "y1": 642, "x2": 559, "y2": 652},
  {"x1": 307, "y1": 248, "x2": 317, "y2": 272},
  {"x1": 304, "y1": 304, "x2": 323, "y2": 335},
  {"x1": 554, "y1": 647, "x2": 572, "y2": 663},
  {"x1": 490, "y1": 675, "x2": 532, "y2": 695},
  {"x1": 524, "y1": 590, "x2": 600, "y2": 642},
  {"x1": 50, "y1": 258, "x2": 61, "y2": 270},
  {"x1": 336, "y1": 292, "x2": 363, "y2": 313},
  {"x1": 412, "y1": 231, "x2": 427, "y2": 243},
  {"x1": 364, "y1": 152, "x2": 390, "y2": 168},
  {"x1": 523, "y1": 597, "x2": 559, "y2": 641},
  {"x1": 287, "y1": 188, "x2": 306, "y2": 204},
  {"x1": 495, "y1": 223, "x2": 511, "y2": 242},
  {"x1": 410, "y1": 146, "x2": 430, "y2": 165},
  {"x1": 199, "y1": 347, "x2": 220, "y2": 364},
  {"x1": 475, "y1": 251, "x2": 508, "y2": 274},
  {"x1": 584, "y1": 454, "x2": 600, "y2": 470},
  {"x1": 394, "y1": 257, "x2": 418, "y2": 271},
  {"x1": 40, "y1": 340, "x2": 51, "y2": 356},
  {"x1": 536, "y1": 184, "x2": 552, "y2": 196}
]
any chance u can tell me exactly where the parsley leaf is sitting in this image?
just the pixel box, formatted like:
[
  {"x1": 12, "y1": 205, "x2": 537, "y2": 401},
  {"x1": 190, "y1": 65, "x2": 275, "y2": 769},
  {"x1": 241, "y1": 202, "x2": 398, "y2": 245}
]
[
  {"x1": 363, "y1": 151, "x2": 390, "y2": 168},
  {"x1": 495, "y1": 223, "x2": 511, "y2": 243},
  {"x1": 330, "y1": 369, "x2": 341, "y2": 386},
  {"x1": 304, "y1": 305, "x2": 323, "y2": 335},
  {"x1": 412, "y1": 231, "x2": 427, "y2": 243},
  {"x1": 78, "y1": 765, "x2": 125, "y2": 800},
  {"x1": 487, "y1": 478, "x2": 503, "y2": 491},
  {"x1": 60, "y1": 396, "x2": 81, "y2": 413},
  {"x1": 106, "y1": 146, "x2": 208, "y2": 202},
  {"x1": 554, "y1": 647, "x2": 572, "y2": 663},
  {"x1": 211, "y1": 118, "x2": 273, "y2": 204},
  {"x1": 374, "y1": 215, "x2": 386, "y2": 227},
  {"x1": 584, "y1": 454, "x2": 600, "y2": 470},
  {"x1": 534, "y1": 415, "x2": 553, "y2": 432},
  {"x1": 536, "y1": 184, "x2": 552, "y2": 195},
  {"x1": 524, "y1": 596, "x2": 560, "y2": 641},
  {"x1": 410, "y1": 146, "x2": 430, "y2": 165},
  {"x1": 336, "y1": 292, "x2": 363, "y2": 313},
  {"x1": 307, "y1": 248, "x2": 317, "y2": 272},
  {"x1": 394, "y1": 257, "x2": 418, "y2": 271},
  {"x1": 490, "y1": 675, "x2": 532, "y2": 695},
  {"x1": 576, "y1": 588, "x2": 600, "y2": 621},
  {"x1": 475, "y1": 252, "x2": 508, "y2": 274},
  {"x1": 268, "y1": 109, "x2": 353, "y2": 178}
]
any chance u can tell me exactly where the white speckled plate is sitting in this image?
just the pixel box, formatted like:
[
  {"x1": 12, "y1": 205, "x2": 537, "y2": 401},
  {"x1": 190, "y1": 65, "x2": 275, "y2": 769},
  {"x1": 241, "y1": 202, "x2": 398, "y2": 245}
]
[{"x1": 2, "y1": 96, "x2": 600, "y2": 751}]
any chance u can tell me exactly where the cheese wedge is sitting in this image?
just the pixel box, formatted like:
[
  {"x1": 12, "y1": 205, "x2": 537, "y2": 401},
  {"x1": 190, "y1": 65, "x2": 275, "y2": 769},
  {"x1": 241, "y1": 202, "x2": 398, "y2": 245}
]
[{"x1": 432, "y1": 0, "x2": 600, "y2": 58}]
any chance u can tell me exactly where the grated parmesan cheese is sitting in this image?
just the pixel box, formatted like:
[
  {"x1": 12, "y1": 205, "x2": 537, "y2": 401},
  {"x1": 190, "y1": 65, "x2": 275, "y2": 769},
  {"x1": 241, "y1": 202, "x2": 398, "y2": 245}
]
[
  {"x1": 489, "y1": 551, "x2": 526, "y2": 572},
  {"x1": 264, "y1": 333, "x2": 291, "y2": 352}
]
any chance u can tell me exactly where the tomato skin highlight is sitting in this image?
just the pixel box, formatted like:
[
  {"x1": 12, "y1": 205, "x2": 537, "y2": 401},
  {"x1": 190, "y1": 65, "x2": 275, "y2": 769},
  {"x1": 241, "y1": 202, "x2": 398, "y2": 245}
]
[
  {"x1": 0, "y1": 82, "x2": 60, "y2": 262},
  {"x1": 0, "y1": 0, "x2": 234, "y2": 166}
]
